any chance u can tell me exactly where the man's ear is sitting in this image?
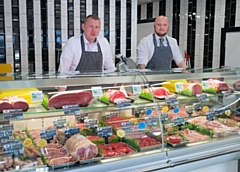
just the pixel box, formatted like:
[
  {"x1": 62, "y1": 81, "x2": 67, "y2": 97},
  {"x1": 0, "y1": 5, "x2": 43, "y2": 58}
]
[{"x1": 81, "y1": 23, "x2": 84, "y2": 31}]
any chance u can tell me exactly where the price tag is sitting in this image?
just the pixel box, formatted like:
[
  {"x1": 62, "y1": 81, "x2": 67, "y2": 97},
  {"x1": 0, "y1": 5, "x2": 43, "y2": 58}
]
[
  {"x1": 105, "y1": 112, "x2": 118, "y2": 120},
  {"x1": 132, "y1": 85, "x2": 142, "y2": 95},
  {"x1": 30, "y1": 91, "x2": 43, "y2": 103},
  {"x1": 222, "y1": 90, "x2": 233, "y2": 97},
  {"x1": 173, "y1": 116, "x2": 185, "y2": 125},
  {"x1": 65, "y1": 126, "x2": 80, "y2": 138},
  {"x1": 0, "y1": 120, "x2": 10, "y2": 125},
  {"x1": 121, "y1": 122, "x2": 134, "y2": 131},
  {"x1": 193, "y1": 103, "x2": 202, "y2": 111},
  {"x1": 40, "y1": 128, "x2": 56, "y2": 142},
  {"x1": 196, "y1": 94, "x2": 209, "y2": 102},
  {"x1": 75, "y1": 112, "x2": 88, "y2": 121},
  {"x1": 116, "y1": 99, "x2": 131, "y2": 109},
  {"x1": 63, "y1": 104, "x2": 80, "y2": 115},
  {"x1": 202, "y1": 81, "x2": 209, "y2": 89},
  {"x1": 175, "y1": 82, "x2": 183, "y2": 92},
  {"x1": 161, "y1": 113, "x2": 169, "y2": 121},
  {"x1": 53, "y1": 119, "x2": 66, "y2": 129},
  {"x1": 185, "y1": 106, "x2": 194, "y2": 115},
  {"x1": 84, "y1": 119, "x2": 98, "y2": 128},
  {"x1": 145, "y1": 116, "x2": 158, "y2": 126},
  {"x1": 97, "y1": 126, "x2": 112, "y2": 137},
  {"x1": 206, "y1": 111, "x2": 215, "y2": 121},
  {"x1": 0, "y1": 130, "x2": 10, "y2": 140},
  {"x1": 165, "y1": 95, "x2": 178, "y2": 108},
  {"x1": 3, "y1": 109, "x2": 23, "y2": 120},
  {"x1": 91, "y1": 87, "x2": 103, "y2": 97},
  {"x1": 1, "y1": 139, "x2": 24, "y2": 155}
]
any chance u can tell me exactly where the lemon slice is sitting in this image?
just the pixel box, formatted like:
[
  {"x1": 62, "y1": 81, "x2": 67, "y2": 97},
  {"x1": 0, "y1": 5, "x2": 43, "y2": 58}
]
[
  {"x1": 23, "y1": 138, "x2": 32, "y2": 147},
  {"x1": 117, "y1": 129, "x2": 125, "y2": 138},
  {"x1": 36, "y1": 139, "x2": 47, "y2": 148},
  {"x1": 202, "y1": 106, "x2": 209, "y2": 112},
  {"x1": 162, "y1": 106, "x2": 169, "y2": 113},
  {"x1": 225, "y1": 110, "x2": 231, "y2": 116}
]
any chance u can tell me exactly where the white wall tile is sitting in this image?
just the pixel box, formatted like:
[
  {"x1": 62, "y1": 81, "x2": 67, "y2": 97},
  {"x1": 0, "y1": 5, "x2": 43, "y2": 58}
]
[
  {"x1": 4, "y1": 0, "x2": 11, "y2": 14},
  {"x1": 152, "y1": 2, "x2": 159, "y2": 18},
  {"x1": 86, "y1": 0, "x2": 92, "y2": 16},
  {"x1": 33, "y1": 0, "x2": 41, "y2": 15},
  {"x1": 141, "y1": 4, "x2": 147, "y2": 20},
  {"x1": 74, "y1": 0, "x2": 80, "y2": 36},
  {"x1": 47, "y1": 1, "x2": 55, "y2": 16}
]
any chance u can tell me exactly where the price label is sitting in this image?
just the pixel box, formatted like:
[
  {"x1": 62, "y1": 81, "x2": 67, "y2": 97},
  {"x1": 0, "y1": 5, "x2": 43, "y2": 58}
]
[
  {"x1": 206, "y1": 111, "x2": 215, "y2": 121},
  {"x1": 40, "y1": 128, "x2": 56, "y2": 142},
  {"x1": 161, "y1": 113, "x2": 169, "y2": 121},
  {"x1": 173, "y1": 116, "x2": 185, "y2": 125},
  {"x1": 1, "y1": 139, "x2": 24, "y2": 155},
  {"x1": 165, "y1": 95, "x2": 178, "y2": 108},
  {"x1": 84, "y1": 119, "x2": 98, "y2": 128},
  {"x1": 3, "y1": 109, "x2": 23, "y2": 120},
  {"x1": 75, "y1": 112, "x2": 88, "y2": 121},
  {"x1": 185, "y1": 106, "x2": 194, "y2": 115},
  {"x1": 202, "y1": 81, "x2": 209, "y2": 89},
  {"x1": 0, "y1": 120, "x2": 10, "y2": 125},
  {"x1": 132, "y1": 85, "x2": 142, "y2": 95},
  {"x1": 30, "y1": 91, "x2": 43, "y2": 102},
  {"x1": 175, "y1": 82, "x2": 183, "y2": 92},
  {"x1": 91, "y1": 87, "x2": 103, "y2": 97},
  {"x1": 193, "y1": 103, "x2": 202, "y2": 111},
  {"x1": 63, "y1": 104, "x2": 80, "y2": 115},
  {"x1": 116, "y1": 99, "x2": 131, "y2": 109},
  {"x1": 0, "y1": 130, "x2": 10, "y2": 140},
  {"x1": 196, "y1": 94, "x2": 209, "y2": 102},
  {"x1": 222, "y1": 90, "x2": 233, "y2": 97},
  {"x1": 145, "y1": 116, "x2": 158, "y2": 126},
  {"x1": 97, "y1": 126, "x2": 112, "y2": 137},
  {"x1": 65, "y1": 126, "x2": 80, "y2": 138},
  {"x1": 53, "y1": 119, "x2": 66, "y2": 129},
  {"x1": 121, "y1": 122, "x2": 134, "y2": 131},
  {"x1": 105, "y1": 112, "x2": 118, "y2": 120}
]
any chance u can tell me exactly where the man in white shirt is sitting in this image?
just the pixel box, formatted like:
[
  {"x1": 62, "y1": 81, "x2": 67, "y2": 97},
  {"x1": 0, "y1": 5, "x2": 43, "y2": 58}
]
[
  {"x1": 58, "y1": 14, "x2": 116, "y2": 91},
  {"x1": 137, "y1": 15, "x2": 187, "y2": 70}
]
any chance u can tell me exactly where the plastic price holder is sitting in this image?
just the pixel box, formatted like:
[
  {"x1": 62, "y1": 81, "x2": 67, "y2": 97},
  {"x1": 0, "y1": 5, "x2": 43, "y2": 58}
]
[
  {"x1": 40, "y1": 128, "x2": 56, "y2": 143},
  {"x1": 196, "y1": 93, "x2": 209, "y2": 102},
  {"x1": 145, "y1": 116, "x2": 158, "y2": 126},
  {"x1": 63, "y1": 104, "x2": 80, "y2": 115},
  {"x1": 121, "y1": 122, "x2": 134, "y2": 132},
  {"x1": 75, "y1": 112, "x2": 88, "y2": 122},
  {"x1": 65, "y1": 126, "x2": 80, "y2": 138},
  {"x1": 3, "y1": 109, "x2": 23, "y2": 120},
  {"x1": 165, "y1": 95, "x2": 178, "y2": 109},
  {"x1": 97, "y1": 126, "x2": 112, "y2": 144},
  {"x1": 84, "y1": 119, "x2": 98, "y2": 129},
  {"x1": 185, "y1": 105, "x2": 194, "y2": 116},
  {"x1": 206, "y1": 111, "x2": 215, "y2": 121},
  {"x1": 53, "y1": 118, "x2": 66, "y2": 129}
]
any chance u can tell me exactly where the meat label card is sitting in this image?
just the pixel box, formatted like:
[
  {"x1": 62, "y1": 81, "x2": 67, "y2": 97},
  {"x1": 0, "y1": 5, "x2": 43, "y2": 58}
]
[
  {"x1": 193, "y1": 103, "x2": 202, "y2": 111},
  {"x1": 30, "y1": 91, "x2": 43, "y2": 103},
  {"x1": 165, "y1": 95, "x2": 178, "y2": 108},
  {"x1": 40, "y1": 128, "x2": 57, "y2": 142},
  {"x1": 53, "y1": 118, "x2": 66, "y2": 129},
  {"x1": 161, "y1": 113, "x2": 169, "y2": 121},
  {"x1": 91, "y1": 87, "x2": 103, "y2": 97},
  {"x1": 84, "y1": 119, "x2": 98, "y2": 128},
  {"x1": 121, "y1": 122, "x2": 134, "y2": 131},
  {"x1": 75, "y1": 112, "x2": 88, "y2": 121},
  {"x1": 105, "y1": 112, "x2": 118, "y2": 120},
  {"x1": 145, "y1": 116, "x2": 158, "y2": 126},
  {"x1": 65, "y1": 126, "x2": 80, "y2": 138},
  {"x1": 206, "y1": 112, "x2": 215, "y2": 121},
  {"x1": 0, "y1": 139, "x2": 24, "y2": 155},
  {"x1": 97, "y1": 126, "x2": 112, "y2": 137},
  {"x1": 196, "y1": 94, "x2": 209, "y2": 102},
  {"x1": 132, "y1": 85, "x2": 142, "y2": 95},
  {"x1": 173, "y1": 116, "x2": 185, "y2": 125},
  {"x1": 62, "y1": 104, "x2": 80, "y2": 115},
  {"x1": 116, "y1": 99, "x2": 131, "y2": 109},
  {"x1": 3, "y1": 109, "x2": 23, "y2": 120},
  {"x1": 185, "y1": 106, "x2": 194, "y2": 115}
]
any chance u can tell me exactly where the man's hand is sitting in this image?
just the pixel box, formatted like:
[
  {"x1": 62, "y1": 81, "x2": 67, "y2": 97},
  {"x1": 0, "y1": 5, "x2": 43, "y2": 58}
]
[{"x1": 138, "y1": 64, "x2": 146, "y2": 69}]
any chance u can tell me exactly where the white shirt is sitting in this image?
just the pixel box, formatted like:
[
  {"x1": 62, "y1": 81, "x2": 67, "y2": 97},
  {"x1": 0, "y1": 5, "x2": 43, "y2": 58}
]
[
  {"x1": 58, "y1": 35, "x2": 116, "y2": 73},
  {"x1": 137, "y1": 33, "x2": 184, "y2": 66}
]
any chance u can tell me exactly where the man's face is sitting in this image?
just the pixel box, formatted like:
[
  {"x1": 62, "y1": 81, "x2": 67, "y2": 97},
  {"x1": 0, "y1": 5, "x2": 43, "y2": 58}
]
[
  {"x1": 82, "y1": 18, "x2": 100, "y2": 42},
  {"x1": 154, "y1": 17, "x2": 169, "y2": 37}
]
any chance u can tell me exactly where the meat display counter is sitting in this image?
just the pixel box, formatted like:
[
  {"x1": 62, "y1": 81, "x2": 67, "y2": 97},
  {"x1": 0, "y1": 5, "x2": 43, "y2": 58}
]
[{"x1": 0, "y1": 68, "x2": 240, "y2": 172}]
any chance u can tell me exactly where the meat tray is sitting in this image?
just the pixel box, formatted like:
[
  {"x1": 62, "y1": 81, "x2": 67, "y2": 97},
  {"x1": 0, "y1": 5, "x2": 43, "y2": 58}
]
[
  {"x1": 167, "y1": 140, "x2": 189, "y2": 147},
  {"x1": 79, "y1": 154, "x2": 103, "y2": 165},
  {"x1": 48, "y1": 161, "x2": 77, "y2": 169}
]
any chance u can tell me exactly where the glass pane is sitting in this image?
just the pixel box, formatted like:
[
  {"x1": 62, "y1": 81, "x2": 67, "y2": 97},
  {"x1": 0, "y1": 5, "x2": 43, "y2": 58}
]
[
  {"x1": 0, "y1": 48, "x2": 4, "y2": 59},
  {"x1": 14, "y1": 49, "x2": 20, "y2": 60},
  {"x1": 0, "y1": 35, "x2": 4, "y2": 48},
  {"x1": 0, "y1": 7, "x2": 4, "y2": 19},
  {"x1": 13, "y1": 36, "x2": 19, "y2": 48},
  {"x1": 0, "y1": 21, "x2": 4, "y2": 34}
]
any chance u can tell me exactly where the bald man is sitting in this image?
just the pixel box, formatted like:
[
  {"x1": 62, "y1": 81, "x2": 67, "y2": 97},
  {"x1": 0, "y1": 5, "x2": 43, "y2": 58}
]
[{"x1": 137, "y1": 15, "x2": 187, "y2": 70}]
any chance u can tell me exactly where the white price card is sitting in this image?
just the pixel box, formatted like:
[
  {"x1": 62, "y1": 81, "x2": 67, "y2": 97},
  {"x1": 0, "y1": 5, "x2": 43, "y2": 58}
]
[
  {"x1": 30, "y1": 91, "x2": 43, "y2": 102},
  {"x1": 175, "y1": 82, "x2": 183, "y2": 92},
  {"x1": 132, "y1": 85, "x2": 142, "y2": 95},
  {"x1": 91, "y1": 87, "x2": 103, "y2": 97},
  {"x1": 202, "y1": 81, "x2": 209, "y2": 89}
]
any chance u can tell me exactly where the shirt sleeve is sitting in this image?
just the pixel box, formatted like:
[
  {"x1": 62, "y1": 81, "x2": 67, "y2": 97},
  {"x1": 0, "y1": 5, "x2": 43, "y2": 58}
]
[
  {"x1": 171, "y1": 38, "x2": 184, "y2": 65},
  {"x1": 101, "y1": 38, "x2": 116, "y2": 72},
  {"x1": 137, "y1": 36, "x2": 153, "y2": 66}
]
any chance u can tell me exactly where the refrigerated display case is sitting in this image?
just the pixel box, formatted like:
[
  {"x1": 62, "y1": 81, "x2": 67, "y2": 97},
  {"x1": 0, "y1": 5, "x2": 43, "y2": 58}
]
[{"x1": 0, "y1": 68, "x2": 240, "y2": 172}]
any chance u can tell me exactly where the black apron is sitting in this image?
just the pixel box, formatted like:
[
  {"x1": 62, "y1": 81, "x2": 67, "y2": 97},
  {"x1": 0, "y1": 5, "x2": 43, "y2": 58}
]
[
  {"x1": 76, "y1": 35, "x2": 103, "y2": 72},
  {"x1": 146, "y1": 34, "x2": 173, "y2": 70}
]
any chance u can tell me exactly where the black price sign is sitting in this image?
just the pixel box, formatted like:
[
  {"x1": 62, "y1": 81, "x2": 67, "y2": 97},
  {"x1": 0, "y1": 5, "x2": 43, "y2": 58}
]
[
  {"x1": 84, "y1": 119, "x2": 98, "y2": 128},
  {"x1": 185, "y1": 106, "x2": 194, "y2": 115},
  {"x1": 63, "y1": 104, "x2": 80, "y2": 115},
  {"x1": 161, "y1": 113, "x2": 169, "y2": 121},
  {"x1": 165, "y1": 95, "x2": 178, "y2": 108},
  {"x1": 65, "y1": 126, "x2": 80, "y2": 138},
  {"x1": 75, "y1": 112, "x2": 88, "y2": 121},
  {"x1": 3, "y1": 109, "x2": 23, "y2": 120},
  {"x1": 0, "y1": 130, "x2": 10, "y2": 140},
  {"x1": 121, "y1": 122, "x2": 134, "y2": 131},
  {"x1": 105, "y1": 112, "x2": 118, "y2": 120},
  {"x1": 116, "y1": 99, "x2": 131, "y2": 109},
  {"x1": 145, "y1": 116, "x2": 158, "y2": 126},
  {"x1": 193, "y1": 103, "x2": 202, "y2": 111},
  {"x1": 53, "y1": 119, "x2": 66, "y2": 129},
  {"x1": 0, "y1": 124, "x2": 13, "y2": 137},
  {"x1": 0, "y1": 139, "x2": 24, "y2": 155},
  {"x1": 40, "y1": 128, "x2": 56, "y2": 142},
  {"x1": 0, "y1": 120, "x2": 10, "y2": 125},
  {"x1": 173, "y1": 116, "x2": 185, "y2": 125},
  {"x1": 196, "y1": 94, "x2": 209, "y2": 102},
  {"x1": 206, "y1": 112, "x2": 215, "y2": 121},
  {"x1": 97, "y1": 126, "x2": 112, "y2": 138}
]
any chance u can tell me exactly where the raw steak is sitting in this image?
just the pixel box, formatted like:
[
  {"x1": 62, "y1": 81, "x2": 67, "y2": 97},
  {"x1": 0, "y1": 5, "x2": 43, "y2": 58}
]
[
  {"x1": 64, "y1": 134, "x2": 98, "y2": 161},
  {"x1": 1, "y1": 96, "x2": 29, "y2": 112},
  {"x1": 0, "y1": 99, "x2": 13, "y2": 112},
  {"x1": 143, "y1": 87, "x2": 170, "y2": 98},
  {"x1": 49, "y1": 156, "x2": 75, "y2": 166},
  {"x1": 105, "y1": 89, "x2": 126, "y2": 103},
  {"x1": 167, "y1": 135, "x2": 182, "y2": 144},
  {"x1": 182, "y1": 83, "x2": 202, "y2": 95},
  {"x1": 208, "y1": 79, "x2": 229, "y2": 92},
  {"x1": 48, "y1": 91, "x2": 93, "y2": 108}
]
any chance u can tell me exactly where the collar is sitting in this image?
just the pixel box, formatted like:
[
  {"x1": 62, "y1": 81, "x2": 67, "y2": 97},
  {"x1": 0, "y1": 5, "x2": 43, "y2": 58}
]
[
  {"x1": 82, "y1": 34, "x2": 98, "y2": 45},
  {"x1": 154, "y1": 33, "x2": 167, "y2": 41}
]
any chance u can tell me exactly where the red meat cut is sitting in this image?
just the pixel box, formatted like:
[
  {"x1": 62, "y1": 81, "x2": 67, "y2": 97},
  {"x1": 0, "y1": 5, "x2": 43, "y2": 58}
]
[
  {"x1": 48, "y1": 91, "x2": 93, "y2": 109},
  {"x1": 143, "y1": 87, "x2": 170, "y2": 98},
  {"x1": 105, "y1": 89, "x2": 126, "y2": 103},
  {"x1": 208, "y1": 79, "x2": 230, "y2": 92},
  {"x1": 0, "y1": 96, "x2": 29, "y2": 112},
  {"x1": 0, "y1": 99, "x2": 13, "y2": 113},
  {"x1": 183, "y1": 83, "x2": 202, "y2": 95},
  {"x1": 168, "y1": 135, "x2": 182, "y2": 144}
]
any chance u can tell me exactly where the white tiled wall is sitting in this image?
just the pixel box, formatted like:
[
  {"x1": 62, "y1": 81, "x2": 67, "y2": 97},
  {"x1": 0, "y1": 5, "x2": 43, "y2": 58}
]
[
  {"x1": 121, "y1": 0, "x2": 127, "y2": 57},
  {"x1": 48, "y1": 0, "x2": 55, "y2": 72},
  {"x1": 165, "y1": 0, "x2": 173, "y2": 37},
  {"x1": 110, "y1": 0, "x2": 116, "y2": 57},
  {"x1": 74, "y1": 0, "x2": 80, "y2": 36}
]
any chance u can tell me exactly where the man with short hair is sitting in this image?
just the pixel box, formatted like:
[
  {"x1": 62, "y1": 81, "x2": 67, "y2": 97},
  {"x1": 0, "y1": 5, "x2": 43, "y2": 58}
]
[{"x1": 137, "y1": 15, "x2": 187, "y2": 70}]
